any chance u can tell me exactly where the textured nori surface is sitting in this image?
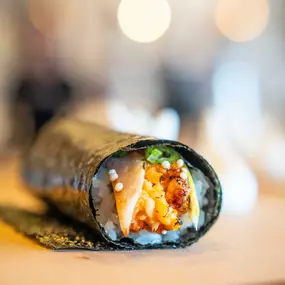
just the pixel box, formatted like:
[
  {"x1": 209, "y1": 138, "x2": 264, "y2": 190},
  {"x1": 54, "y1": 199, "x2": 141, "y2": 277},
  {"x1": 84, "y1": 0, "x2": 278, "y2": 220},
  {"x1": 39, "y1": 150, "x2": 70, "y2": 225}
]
[
  {"x1": 22, "y1": 118, "x2": 222, "y2": 250},
  {"x1": 0, "y1": 206, "x2": 116, "y2": 251}
]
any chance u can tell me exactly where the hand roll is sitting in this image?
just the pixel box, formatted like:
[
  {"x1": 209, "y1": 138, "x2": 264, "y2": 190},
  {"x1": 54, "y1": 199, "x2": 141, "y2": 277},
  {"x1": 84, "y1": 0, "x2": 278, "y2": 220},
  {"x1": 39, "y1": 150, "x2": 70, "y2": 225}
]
[{"x1": 22, "y1": 118, "x2": 222, "y2": 249}]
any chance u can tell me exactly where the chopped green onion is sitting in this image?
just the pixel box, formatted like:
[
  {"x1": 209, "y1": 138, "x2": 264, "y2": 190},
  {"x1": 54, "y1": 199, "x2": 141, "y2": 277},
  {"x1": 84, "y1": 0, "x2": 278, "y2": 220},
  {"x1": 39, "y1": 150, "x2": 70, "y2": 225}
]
[
  {"x1": 145, "y1": 146, "x2": 180, "y2": 164},
  {"x1": 146, "y1": 148, "x2": 163, "y2": 163}
]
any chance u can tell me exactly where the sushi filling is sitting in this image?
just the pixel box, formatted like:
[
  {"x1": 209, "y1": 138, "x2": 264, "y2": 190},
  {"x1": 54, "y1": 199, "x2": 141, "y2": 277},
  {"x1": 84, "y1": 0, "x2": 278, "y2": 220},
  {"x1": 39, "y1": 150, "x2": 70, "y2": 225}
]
[{"x1": 92, "y1": 146, "x2": 209, "y2": 245}]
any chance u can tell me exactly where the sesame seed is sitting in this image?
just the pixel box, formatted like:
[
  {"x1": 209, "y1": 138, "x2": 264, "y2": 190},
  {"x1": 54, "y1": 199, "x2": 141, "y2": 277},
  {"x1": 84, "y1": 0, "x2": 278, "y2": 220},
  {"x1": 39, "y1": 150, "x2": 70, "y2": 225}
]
[
  {"x1": 161, "y1": 161, "x2": 171, "y2": 169},
  {"x1": 176, "y1": 159, "x2": 184, "y2": 168},
  {"x1": 162, "y1": 230, "x2": 167, "y2": 235},
  {"x1": 108, "y1": 169, "x2": 116, "y2": 175},
  {"x1": 180, "y1": 172, "x2": 187, "y2": 180},
  {"x1": 182, "y1": 167, "x2": 188, "y2": 173},
  {"x1": 114, "y1": 182, "x2": 123, "y2": 192},
  {"x1": 109, "y1": 173, "x2": 119, "y2": 182}
]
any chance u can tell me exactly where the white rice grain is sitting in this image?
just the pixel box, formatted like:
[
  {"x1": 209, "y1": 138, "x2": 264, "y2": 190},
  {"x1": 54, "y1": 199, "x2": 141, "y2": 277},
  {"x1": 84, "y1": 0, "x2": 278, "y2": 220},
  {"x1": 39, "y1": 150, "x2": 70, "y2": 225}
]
[{"x1": 92, "y1": 161, "x2": 209, "y2": 245}]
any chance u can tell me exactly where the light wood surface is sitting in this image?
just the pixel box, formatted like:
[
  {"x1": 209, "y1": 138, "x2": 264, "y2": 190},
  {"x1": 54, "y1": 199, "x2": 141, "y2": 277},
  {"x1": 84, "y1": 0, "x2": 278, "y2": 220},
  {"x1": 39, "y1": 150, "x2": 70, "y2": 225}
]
[{"x1": 0, "y1": 158, "x2": 285, "y2": 285}]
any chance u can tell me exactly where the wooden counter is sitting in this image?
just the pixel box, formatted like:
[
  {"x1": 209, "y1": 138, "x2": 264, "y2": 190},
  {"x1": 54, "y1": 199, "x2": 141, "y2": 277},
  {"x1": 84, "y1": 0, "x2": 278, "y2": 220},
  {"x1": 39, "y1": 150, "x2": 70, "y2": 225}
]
[{"x1": 0, "y1": 158, "x2": 284, "y2": 285}]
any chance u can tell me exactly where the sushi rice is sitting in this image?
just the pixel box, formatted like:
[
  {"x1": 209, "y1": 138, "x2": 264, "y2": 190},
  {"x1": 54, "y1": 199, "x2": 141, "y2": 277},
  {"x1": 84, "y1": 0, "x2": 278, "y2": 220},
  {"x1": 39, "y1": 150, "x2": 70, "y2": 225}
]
[{"x1": 92, "y1": 158, "x2": 210, "y2": 246}]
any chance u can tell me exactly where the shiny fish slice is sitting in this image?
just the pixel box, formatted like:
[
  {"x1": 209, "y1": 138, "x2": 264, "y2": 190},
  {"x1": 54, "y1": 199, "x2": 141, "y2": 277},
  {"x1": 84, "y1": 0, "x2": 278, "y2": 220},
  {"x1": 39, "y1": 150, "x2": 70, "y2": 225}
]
[{"x1": 108, "y1": 154, "x2": 145, "y2": 237}]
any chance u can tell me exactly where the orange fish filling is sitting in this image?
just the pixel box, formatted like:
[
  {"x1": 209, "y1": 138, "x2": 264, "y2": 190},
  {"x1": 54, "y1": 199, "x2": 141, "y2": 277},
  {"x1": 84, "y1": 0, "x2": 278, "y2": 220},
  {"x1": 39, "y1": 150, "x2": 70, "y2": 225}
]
[{"x1": 130, "y1": 162, "x2": 192, "y2": 234}]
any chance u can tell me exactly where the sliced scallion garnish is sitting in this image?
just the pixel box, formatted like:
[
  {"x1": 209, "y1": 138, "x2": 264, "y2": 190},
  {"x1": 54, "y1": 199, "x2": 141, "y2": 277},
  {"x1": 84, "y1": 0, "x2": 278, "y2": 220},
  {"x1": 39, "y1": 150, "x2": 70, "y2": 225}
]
[{"x1": 145, "y1": 146, "x2": 180, "y2": 164}]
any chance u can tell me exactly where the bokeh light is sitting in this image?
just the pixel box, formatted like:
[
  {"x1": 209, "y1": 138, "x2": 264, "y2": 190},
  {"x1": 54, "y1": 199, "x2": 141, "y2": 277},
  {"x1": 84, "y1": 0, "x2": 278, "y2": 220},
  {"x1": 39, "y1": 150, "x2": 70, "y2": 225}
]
[
  {"x1": 117, "y1": 0, "x2": 171, "y2": 43},
  {"x1": 215, "y1": 0, "x2": 269, "y2": 42},
  {"x1": 212, "y1": 61, "x2": 261, "y2": 153},
  {"x1": 213, "y1": 61, "x2": 260, "y2": 110}
]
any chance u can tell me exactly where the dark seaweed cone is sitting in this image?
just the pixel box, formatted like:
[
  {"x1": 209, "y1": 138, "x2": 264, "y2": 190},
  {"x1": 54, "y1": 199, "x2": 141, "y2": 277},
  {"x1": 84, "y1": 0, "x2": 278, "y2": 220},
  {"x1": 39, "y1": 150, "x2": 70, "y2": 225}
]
[{"x1": 21, "y1": 118, "x2": 222, "y2": 250}]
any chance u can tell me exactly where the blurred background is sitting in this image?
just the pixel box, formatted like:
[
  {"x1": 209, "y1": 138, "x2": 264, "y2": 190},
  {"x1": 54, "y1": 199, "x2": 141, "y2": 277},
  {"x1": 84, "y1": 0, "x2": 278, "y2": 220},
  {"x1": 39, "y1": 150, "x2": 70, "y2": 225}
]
[{"x1": 0, "y1": 0, "x2": 285, "y2": 214}]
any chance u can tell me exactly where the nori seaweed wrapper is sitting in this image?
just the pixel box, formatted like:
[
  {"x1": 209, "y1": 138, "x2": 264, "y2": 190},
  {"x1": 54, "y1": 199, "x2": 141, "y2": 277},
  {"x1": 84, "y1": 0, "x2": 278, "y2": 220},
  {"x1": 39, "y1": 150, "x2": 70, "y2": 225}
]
[{"x1": 22, "y1": 118, "x2": 222, "y2": 250}]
